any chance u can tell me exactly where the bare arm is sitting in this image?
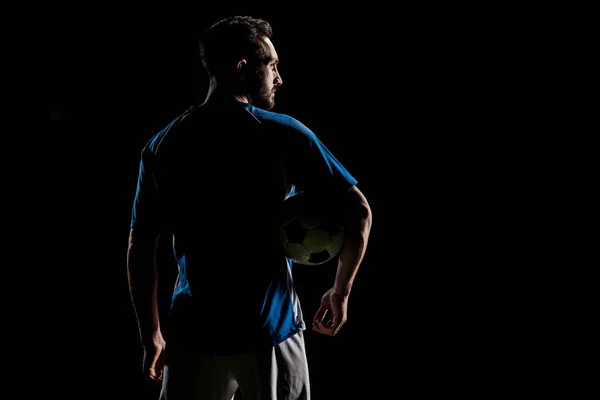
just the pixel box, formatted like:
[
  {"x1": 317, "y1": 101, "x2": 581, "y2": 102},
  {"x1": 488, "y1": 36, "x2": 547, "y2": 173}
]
[
  {"x1": 334, "y1": 185, "x2": 372, "y2": 296},
  {"x1": 127, "y1": 228, "x2": 165, "y2": 385},
  {"x1": 313, "y1": 185, "x2": 372, "y2": 336},
  {"x1": 127, "y1": 228, "x2": 161, "y2": 343}
]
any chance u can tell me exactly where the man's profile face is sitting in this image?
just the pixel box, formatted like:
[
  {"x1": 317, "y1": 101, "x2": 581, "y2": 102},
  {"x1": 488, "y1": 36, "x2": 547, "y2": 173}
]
[{"x1": 247, "y1": 37, "x2": 282, "y2": 110}]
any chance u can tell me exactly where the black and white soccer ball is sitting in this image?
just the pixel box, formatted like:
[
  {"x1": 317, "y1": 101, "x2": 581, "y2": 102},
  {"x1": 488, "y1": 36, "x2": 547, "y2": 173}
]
[{"x1": 279, "y1": 191, "x2": 344, "y2": 266}]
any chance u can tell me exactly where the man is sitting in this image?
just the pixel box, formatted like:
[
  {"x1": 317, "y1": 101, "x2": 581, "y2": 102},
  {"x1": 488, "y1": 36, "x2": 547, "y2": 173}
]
[{"x1": 127, "y1": 15, "x2": 372, "y2": 400}]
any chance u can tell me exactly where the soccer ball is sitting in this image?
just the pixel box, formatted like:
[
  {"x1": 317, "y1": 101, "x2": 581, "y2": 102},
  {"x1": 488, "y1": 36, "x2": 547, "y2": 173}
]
[{"x1": 279, "y1": 191, "x2": 344, "y2": 266}]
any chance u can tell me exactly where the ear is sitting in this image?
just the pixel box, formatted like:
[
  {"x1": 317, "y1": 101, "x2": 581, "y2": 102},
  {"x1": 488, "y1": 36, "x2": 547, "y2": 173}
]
[{"x1": 236, "y1": 59, "x2": 248, "y2": 79}]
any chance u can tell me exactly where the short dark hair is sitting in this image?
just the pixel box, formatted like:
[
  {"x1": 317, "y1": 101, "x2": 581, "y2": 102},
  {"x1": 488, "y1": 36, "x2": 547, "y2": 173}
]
[{"x1": 199, "y1": 15, "x2": 273, "y2": 77}]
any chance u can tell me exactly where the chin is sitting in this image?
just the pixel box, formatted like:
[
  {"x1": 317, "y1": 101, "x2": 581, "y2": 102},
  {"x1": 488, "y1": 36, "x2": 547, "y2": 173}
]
[
  {"x1": 257, "y1": 101, "x2": 275, "y2": 110},
  {"x1": 255, "y1": 92, "x2": 275, "y2": 109}
]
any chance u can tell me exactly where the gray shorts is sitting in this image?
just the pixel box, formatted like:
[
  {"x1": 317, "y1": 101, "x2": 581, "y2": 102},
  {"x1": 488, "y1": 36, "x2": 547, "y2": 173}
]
[{"x1": 159, "y1": 331, "x2": 310, "y2": 400}]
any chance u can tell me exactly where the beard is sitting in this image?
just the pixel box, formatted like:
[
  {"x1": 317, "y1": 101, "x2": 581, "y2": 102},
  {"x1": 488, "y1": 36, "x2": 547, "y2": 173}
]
[
  {"x1": 248, "y1": 69, "x2": 275, "y2": 110},
  {"x1": 256, "y1": 86, "x2": 275, "y2": 110}
]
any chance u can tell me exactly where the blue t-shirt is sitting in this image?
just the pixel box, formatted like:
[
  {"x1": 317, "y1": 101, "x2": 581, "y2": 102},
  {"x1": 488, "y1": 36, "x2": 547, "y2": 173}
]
[{"x1": 130, "y1": 101, "x2": 357, "y2": 355}]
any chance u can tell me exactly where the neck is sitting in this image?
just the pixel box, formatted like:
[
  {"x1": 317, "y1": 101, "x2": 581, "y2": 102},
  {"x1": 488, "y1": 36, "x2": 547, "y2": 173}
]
[{"x1": 202, "y1": 78, "x2": 249, "y2": 106}]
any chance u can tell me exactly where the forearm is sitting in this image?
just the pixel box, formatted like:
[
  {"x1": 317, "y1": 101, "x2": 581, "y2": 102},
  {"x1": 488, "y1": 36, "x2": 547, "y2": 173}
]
[
  {"x1": 127, "y1": 230, "x2": 161, "y2": 344},
  {"x1": 333, "y1": 188, "x2": 372, "y2": 296}
]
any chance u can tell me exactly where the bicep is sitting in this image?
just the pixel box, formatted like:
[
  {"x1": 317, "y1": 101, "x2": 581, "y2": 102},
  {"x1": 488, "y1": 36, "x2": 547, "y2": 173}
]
[
  {"x1": 341, "y1": 186, "x2": 372, "y2": 223},
  {"x1": 348, "y1": 186, "x2": 370, "y2": 211}
]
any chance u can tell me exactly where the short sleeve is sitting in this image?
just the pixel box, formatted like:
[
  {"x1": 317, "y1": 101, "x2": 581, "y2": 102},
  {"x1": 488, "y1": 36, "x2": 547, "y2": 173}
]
[{"x1": 286, "y1": 119, "x2": 357, "y2": 196}]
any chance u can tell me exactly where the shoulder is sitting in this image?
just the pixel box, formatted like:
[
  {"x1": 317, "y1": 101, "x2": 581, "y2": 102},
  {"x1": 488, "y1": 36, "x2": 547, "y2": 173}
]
[
  {"x1": 245, "y1": 104, "x2": 316, "y2": 141},
  {"x1": 142, "y1": 106, "x2": 196, "y2": 156}
]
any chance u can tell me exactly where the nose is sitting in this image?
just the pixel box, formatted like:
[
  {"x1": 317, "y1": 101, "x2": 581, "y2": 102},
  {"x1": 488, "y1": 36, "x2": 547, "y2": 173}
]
[{"x1": 275, "y1": 71, "x2": 283, "y2": 86}]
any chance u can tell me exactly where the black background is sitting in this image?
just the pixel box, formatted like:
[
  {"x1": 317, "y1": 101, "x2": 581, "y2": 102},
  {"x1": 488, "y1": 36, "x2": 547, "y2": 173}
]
[{"x1": 30, "y1": 4, "x2": 540, "y2": 400}]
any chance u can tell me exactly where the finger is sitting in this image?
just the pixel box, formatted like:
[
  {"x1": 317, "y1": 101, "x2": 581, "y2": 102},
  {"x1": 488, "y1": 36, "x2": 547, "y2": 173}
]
[
  {"x1": 146, "y1": 374, "x2": 163, "y2": 392},
  {"x1": 312, "y1": 319, "x2": 334, "y2": 336},
  {"x1": 332, "y1": 320, "x2": 343, "y2": 335},
  {"x1": 148, "y1": 367, "x2": 163, "y2": 380},
  {"x1": 318, "y1": 317, "x2": 342, "y2": 336},
  {"x1": 330, "y1": 312, "x2": 345, "y2": 335},
  {"x1": 313, "y1": 307, "x2": 328, "y2": 323}
]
